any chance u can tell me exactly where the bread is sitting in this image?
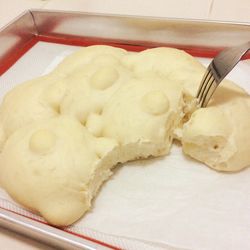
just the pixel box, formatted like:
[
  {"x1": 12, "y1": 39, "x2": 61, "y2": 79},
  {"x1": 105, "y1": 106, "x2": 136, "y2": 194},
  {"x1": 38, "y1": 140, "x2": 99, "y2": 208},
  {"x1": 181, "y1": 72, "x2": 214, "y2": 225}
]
[
  {"x1": 0, "y1": 74, "x2": 59, "y2": 150},
  {"x1": 0, "y1": 45, "x2": 249, "y2": 226},
  {"x1": 182, "y1": 80, "x2": 250, "y2": 172},
  {"x1": 0, "y1": 46, "x2": 190, "y2": 225}
]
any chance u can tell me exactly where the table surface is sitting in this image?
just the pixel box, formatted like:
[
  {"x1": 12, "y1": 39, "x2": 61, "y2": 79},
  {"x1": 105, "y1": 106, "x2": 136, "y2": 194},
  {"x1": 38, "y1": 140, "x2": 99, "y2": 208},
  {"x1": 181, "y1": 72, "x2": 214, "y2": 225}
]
[{"x1": 0, "y1": 0, "x2": 249, "y2": 249}]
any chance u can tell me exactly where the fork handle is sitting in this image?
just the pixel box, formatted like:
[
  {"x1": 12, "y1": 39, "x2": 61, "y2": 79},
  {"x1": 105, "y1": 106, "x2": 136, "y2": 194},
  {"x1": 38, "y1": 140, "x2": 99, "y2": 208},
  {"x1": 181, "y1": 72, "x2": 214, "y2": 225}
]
[{"x1": 212, "y1": 42, "x2": 250, "y2": 83}]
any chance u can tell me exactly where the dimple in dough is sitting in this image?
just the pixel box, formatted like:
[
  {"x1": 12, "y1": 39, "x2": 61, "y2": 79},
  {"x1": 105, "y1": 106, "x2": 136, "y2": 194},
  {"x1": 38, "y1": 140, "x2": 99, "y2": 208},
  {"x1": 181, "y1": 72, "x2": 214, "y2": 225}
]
[
  {"x1": 29, "y1": 129, "x2": 57, "y2": 154},
  {"x1": 85, "y1": 113, "x2": 103, "y2": 137},
  {"x1": 90, "y1": 66, "x2": 119, "y2": 90},
  {"x1": 0, "y1": 45, "x2": 250, "y2": 227},
  {"x1": 141, "y1": 90, "x2": 170, "y2": 115}
]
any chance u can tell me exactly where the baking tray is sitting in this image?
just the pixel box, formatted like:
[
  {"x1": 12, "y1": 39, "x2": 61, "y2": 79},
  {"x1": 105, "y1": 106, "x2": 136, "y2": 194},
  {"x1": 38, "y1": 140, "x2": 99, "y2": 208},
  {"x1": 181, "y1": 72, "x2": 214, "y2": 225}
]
[
  {"x1": 0, "y1": 10, "x2": 250, "y2": 250},
  {"x1": 1, "y1": 9, "x2": 250, "y2": 76}
]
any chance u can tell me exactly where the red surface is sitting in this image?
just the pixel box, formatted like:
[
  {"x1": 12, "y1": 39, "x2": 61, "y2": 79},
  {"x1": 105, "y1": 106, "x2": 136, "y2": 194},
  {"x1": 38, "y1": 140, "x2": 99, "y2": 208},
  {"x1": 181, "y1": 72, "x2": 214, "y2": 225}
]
[
  {"x1": 4, "y1": 34, "x2": 250, "y2": 76},
  {"x1": 0, "y1": 37, "x2": 39, "y2": 76},
  {"x1": 38, "y1": 34, "x2": 224, "y2": 57},
  {"x1": 1, "y1": 34, "x2": 250, "y2": 76}
]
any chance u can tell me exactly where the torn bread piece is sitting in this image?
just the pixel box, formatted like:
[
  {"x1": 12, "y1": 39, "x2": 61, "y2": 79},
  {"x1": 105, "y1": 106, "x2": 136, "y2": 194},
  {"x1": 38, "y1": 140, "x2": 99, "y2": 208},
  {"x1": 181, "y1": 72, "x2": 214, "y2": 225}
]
[{"x1": 182, "y1": 80, "x2": 250, "y2": 172}]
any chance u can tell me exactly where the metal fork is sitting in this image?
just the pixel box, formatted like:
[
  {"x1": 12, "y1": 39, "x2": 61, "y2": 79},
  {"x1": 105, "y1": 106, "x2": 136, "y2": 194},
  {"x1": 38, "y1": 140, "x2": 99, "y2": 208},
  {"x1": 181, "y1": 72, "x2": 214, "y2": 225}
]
[{"x1": 196, "y1": 41, "x2": 250, "y2": 107}]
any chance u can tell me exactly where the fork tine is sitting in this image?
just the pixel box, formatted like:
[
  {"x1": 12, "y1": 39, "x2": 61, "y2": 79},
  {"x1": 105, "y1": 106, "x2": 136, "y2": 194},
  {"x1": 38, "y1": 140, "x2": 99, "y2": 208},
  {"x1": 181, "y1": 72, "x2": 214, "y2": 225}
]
[
  {"x1": 199, "y1": 71, "x2": 214, "y2": 103},
  {"x1": 196, "y1": 69, "x2": 211, "y2": 99},
  {"x1": 196, "y1": 69, "x2": 215, "y2": 107},
  {"x1": 201, "y1": 80, "x2": 217, "y2": 107}
]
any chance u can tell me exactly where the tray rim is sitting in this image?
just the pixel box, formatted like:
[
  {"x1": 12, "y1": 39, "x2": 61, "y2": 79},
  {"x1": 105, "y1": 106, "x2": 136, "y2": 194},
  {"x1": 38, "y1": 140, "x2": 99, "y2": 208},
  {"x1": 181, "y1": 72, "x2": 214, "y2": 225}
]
[
  {"x1": 30, "y1": 8, "x2": 250, "y2": 26},
  {"x1": 1, "y1": 8, "x2": 250, "y2": 33}
]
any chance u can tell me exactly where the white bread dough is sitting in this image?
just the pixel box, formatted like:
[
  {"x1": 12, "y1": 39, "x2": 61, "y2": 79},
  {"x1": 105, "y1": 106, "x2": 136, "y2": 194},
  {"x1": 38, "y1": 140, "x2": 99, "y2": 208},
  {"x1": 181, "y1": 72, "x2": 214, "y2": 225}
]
[
  {"x1": 0, "y1": 46, "x2": 129, "y2": 149},
  {"x1": 0, "y1": 74, "x2": 60, "y2": 150},
  {"x1": 0, "y1": 45, "x2": 249, "y2": 226},
  {"x1": 182, "y1": 80, "x2": 250, "y2": 172},
  {"x1": 122, "y1": 47, "x2": 205, "y2": 95},
  {"x1": 60, "y1": 53, "x2": 132, "y2": 124},
  {"x1": 54, "y1": 45, "x2": 127, "y2": 76}
]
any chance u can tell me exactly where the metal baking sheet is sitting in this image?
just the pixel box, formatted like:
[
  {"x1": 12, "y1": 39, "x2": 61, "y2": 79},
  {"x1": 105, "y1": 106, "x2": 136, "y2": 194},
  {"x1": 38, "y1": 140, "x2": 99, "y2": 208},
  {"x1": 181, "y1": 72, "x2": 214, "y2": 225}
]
[
  {"x1": 1, "y1": 9, "x2": 250, "y2": 76},
  {"x1": 0, "y1": 10, "x2": 250, "y2": 250}
]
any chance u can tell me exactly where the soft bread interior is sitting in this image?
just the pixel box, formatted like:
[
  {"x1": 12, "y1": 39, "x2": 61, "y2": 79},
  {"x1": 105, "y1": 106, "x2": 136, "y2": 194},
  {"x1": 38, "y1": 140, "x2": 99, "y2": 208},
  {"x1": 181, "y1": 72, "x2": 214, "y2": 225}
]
[{"x1": 182, "y1": 80, "x2": 250, "y2": 172}]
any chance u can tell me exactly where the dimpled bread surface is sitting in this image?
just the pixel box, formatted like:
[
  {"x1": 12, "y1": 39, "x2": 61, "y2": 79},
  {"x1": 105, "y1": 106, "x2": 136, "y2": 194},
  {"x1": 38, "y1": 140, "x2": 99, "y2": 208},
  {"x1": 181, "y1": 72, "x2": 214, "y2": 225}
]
[{"x1": 0, "y1": 45, "x2": 249, "y2": 226}]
